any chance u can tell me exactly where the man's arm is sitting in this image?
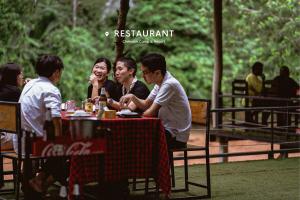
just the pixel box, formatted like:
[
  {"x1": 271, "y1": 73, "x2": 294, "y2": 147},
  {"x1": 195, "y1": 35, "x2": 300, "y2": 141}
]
[
  {"x1": 120, "y1": 94, "x2": 153, "y2": 111},
  {"x1": 143, "y1": 102, "x2": 161, "y2": 117}
]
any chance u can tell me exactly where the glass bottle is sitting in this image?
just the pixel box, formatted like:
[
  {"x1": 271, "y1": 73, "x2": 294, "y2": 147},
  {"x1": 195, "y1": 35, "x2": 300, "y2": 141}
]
[
  {"x1": 85, "y1": 98, "x2": 93, "y2": 113},
  {"x1": 99, "y1": 87, "x2": 107, "y2": 109}
]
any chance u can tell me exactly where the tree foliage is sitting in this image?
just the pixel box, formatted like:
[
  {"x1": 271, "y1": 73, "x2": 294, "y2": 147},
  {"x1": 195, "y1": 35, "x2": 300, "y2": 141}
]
[{"x1": 0, "y1": 0, "x2": 298, "y2": 101}]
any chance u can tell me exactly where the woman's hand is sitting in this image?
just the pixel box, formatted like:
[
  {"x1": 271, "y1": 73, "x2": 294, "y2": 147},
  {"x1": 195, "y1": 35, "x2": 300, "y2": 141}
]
[{"x1": 89, "y1": 74, "x2": 99, "y2": 87}]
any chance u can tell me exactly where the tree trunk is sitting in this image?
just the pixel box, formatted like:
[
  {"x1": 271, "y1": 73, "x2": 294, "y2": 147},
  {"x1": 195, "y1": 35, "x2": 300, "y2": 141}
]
[
  {"x1": 115, "y1": 0, "x2": 130, "y2": 63},
  {"x1": 72, "y1": 0, "x2": 77, "y2": 29},
  {"x1": 212, "y1": 0, "x2": 223, "y2": 127}
]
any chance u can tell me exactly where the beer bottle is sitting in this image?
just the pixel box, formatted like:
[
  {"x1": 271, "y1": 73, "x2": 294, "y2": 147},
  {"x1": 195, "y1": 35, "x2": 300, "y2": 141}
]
[
  {"x1": 43, "y1": 108, "x2": 55, "y2": 141},
  {"x1": 99, "y1": 87, "x2": 107, "y2": 108},
  {"x1": 97, "y1": 87, "x2": 107, "y2": 118}
]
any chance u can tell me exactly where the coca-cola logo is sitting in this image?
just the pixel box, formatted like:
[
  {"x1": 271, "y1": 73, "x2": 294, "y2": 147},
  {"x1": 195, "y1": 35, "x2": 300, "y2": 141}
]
[{"x1": 41, "y1": 142, "x2": 92, "y2": 157}]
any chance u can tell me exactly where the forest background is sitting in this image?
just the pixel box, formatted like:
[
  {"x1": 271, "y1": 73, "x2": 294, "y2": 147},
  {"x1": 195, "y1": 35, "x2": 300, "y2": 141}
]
[{"x1": 1, "y1": 0, "x2": 299, "y2": 102}]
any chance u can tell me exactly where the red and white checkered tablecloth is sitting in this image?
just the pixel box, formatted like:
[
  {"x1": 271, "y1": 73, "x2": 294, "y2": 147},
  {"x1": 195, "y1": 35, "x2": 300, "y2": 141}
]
[{"x1": 66, "y1": 117, "x2": 170, "y2": 199}]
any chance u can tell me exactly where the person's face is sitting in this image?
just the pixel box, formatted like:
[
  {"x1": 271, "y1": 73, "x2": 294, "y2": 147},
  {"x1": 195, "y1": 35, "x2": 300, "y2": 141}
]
[
  {"x1": 17, "y1": 71, "x2": 24, "y2": 87},
  {"x1": 141, "y1": 65, "x2": 156, "y2": 84},
  {"x1": 115, "y1": 61, "x2": 133, "y2": 84},
  {"x1": 254, "y1": 67, "x2": 263, "y2": 76},
  {"x1": 92, "y1": 62, "x2": 109, "y2": 82},
  {"x1": 54, "y1": 69, "x2": 63, "y2": 84}
]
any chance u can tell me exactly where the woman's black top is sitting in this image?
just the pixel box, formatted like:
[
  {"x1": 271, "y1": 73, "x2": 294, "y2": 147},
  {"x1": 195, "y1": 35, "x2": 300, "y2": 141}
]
[
  {"x1": 87, "y1": 79, "x2": 119, "y2": 101},
  {"x1": 0, "y1": 84, "x2": 21, "y2": 102}
]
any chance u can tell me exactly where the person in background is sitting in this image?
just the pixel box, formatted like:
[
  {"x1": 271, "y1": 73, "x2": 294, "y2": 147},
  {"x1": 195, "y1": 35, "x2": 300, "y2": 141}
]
[
  {"x1": 16, "y1": 54, "x2": 67, "y2": 198},
  {"x1": 271, "y1": 66, "x2": 299, "y2": 127},
  {"x1": 120, "y1": 53, "x2": 192, "y2": 150},
  {"x1": 0, "y1": 63, "x2": 23, "y2": 101},
  {"x1": 0, "y1": 63, "x2": 24, "y2": 150},
  {"x1": 108, "y1": 57, "x2": 150, "y2": 111},
  {"x1": 87, "y1": 57, "x2": 119, "y2": 101},
  {"x1": 245, "y1": 61, "x2": 265, "y2": 123}
]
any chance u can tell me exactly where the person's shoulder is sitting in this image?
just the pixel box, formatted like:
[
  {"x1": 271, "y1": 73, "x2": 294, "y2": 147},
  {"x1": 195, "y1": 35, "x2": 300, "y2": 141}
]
[
  {"x1": 35, "y1": 78, "x2": 60, "y2": 94},
  {"x1": 0, "y1": 85, "x2": 21, "y2": 102},
  {"x1": 288, "y1": 77, "x2": 299, "y2": 87},
  {"x1": 135, "y1": 80, "x2": 148, "y2": 88},
  {"x1": 246, "y1": 73, "x2": 254, "y2": 80},
  {"x1": 87, "y1": 84, "x2": 93, "y2": 89},
  {"x1": 134, "y1": 80, "x2": 150, "y2": 93},
  {"x1": 105, "y1": 79, "x2": 117, "y2": 85},
  {"x1": 163, "y1": 74, "x2": 180, "y2": 89}
]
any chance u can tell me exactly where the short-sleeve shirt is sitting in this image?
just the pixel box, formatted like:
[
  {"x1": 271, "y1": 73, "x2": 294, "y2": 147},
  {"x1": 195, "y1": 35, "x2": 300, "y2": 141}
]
[
  {"x1": 13, "y1": 77, "x2": 62, "y2": 151},
  {"x1": 148, "y1": 72, "x2": 191, "y2": 143},
  {"x1": 87, "y1": 79, "x2": 119, "y2": 101},
  {"x1": 246, "y1": 73, "x2": 263, "y2": 96}
]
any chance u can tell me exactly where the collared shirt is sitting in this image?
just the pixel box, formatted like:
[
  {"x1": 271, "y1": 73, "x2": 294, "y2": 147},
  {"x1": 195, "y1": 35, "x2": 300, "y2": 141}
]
[
  {"x1": 148, "y1": 71, "x2": 191, "y2": 143},
  {"x1": 13, "y1": 76, "x2": 61, "y2": 151}
]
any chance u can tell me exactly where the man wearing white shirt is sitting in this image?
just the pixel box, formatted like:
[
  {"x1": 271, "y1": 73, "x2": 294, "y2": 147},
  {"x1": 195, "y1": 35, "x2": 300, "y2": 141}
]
[
  {"x1": 16, "y1": 54, "x2": 65, "y2": 197},
  {"x1": 120, "y1": 53, "x2": 191, "y2": 149}
]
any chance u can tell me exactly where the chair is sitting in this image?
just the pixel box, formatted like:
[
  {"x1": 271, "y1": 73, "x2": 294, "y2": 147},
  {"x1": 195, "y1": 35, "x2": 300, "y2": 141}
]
[
  {"x1": 0, "y1": 101, "x2": 43, "y2": 200},
  {"x1": 0, "y1": 101, "x2": 22, "y2": 199},
  {"x1": 232, "y1": 79, "x2": 249, "y2": 124},
  {"x1": 169, "y1": 98, "x2": 211, "y2": 199}
]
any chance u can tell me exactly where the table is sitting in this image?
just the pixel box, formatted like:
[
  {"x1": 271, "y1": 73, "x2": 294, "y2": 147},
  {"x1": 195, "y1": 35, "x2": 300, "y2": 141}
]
[{"x1": 62, "y1": 115, "x2": 171, "y2": 199}]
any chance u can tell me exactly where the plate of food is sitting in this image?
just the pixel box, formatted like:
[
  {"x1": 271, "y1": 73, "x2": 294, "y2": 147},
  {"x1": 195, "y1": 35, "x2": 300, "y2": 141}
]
[
  {"x1": 116, "y1": 109, "x2": 141, "y2": 118},
  {"x1": 67, "y1": 110, "x2": 92, "y2": 117}
]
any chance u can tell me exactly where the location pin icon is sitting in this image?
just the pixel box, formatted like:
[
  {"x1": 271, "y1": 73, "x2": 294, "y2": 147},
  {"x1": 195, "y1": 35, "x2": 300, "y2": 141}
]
[{"x1": 105, "y1": 32, "x2": 109, "y2": 37}]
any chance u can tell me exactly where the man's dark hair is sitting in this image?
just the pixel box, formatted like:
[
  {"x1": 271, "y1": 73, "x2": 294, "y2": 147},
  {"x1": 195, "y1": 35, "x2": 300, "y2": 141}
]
[
  {"x1": 116, "y1": 57, "x2": 137, "y2": 77},
  {"x1": 251, "y1": 61, "x2": 263, "y2": 74},
  {"x1": 280, "y1": 66, "x2": 290, "y2": 77},
  {"x1": 93, "y1": 57, "x2": 111, "y2": 73},
  {"x1": 141, "y1": 53, "x2": 166, "y2": 76},
  {"x1": 35, "y1": 55, "x2": 64, "y2": 78},
  {"x1": 0, "y1": 63, "x2": 22, "y2": 86}
]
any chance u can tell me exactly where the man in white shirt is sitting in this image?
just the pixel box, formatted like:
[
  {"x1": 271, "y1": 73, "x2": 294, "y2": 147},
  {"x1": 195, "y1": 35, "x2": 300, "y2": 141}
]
[
  {"x1": 120, "y1": 53, "x2": 191, "y2": 149},
  {"x1": 16, "y1": 54, "x2": 65, "y2": 197}
]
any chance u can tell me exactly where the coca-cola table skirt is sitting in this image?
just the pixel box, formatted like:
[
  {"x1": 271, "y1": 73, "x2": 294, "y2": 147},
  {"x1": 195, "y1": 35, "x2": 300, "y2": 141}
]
[{"x1": 62, "y1": 116, "x2": 171, "y2": 200}]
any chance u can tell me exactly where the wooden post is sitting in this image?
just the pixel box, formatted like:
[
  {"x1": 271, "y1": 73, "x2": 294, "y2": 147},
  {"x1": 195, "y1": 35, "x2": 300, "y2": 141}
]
[
  {"x1": 115, "y1": 0, "x2": 130, "y2": 62},
  {"x1": 218, "y1": 136, "x2": 228, "y2": 163},
  {"x1": 212, "y1": 0, "x2": 223, "y2": 128},
  {"x1": 72, "y1": 0, "x2": 77, "y2": 29}
]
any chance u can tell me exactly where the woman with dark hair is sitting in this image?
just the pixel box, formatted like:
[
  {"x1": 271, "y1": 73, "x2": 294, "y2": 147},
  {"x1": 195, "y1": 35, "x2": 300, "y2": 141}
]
[
  {"x1": 0, "y1": 63, "x2": 24, "y2": 150},
  {"x1": 87, "y1": 57, "x2": 119, "y2": 101},
  {"x1": 0, "y1": 63, "x2": 24, "y2": 101}
]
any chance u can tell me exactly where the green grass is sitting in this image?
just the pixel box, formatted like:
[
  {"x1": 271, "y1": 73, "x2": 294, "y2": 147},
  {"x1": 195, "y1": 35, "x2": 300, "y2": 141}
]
[
  {"x1": 170, "y1": 157, "x2": 300, "y2": 200},
  {"x1": 1, "y1": 158, "x2": 299, "y2": 199}
]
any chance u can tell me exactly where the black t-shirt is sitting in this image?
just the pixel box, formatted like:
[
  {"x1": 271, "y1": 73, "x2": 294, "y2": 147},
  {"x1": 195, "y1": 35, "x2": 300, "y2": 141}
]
[
  {"x1": 116, "y1": 80, "x2": 150, "y2": 113},
  {"x1": 87, "y1": 79, "x2": 119, "y2": 101},
  {"x1": 0, "y1": 84, "x2": 21, "y2": 102},
  {"x1": 271, "y1": 76, "x2": 299, "y2": 98},
  {"x1": 115, "y1": 80, "x2": 150, "y2": 101}
]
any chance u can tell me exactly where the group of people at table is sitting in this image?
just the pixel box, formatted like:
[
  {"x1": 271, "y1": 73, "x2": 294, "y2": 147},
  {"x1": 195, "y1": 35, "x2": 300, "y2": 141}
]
[
  {"x1": 245, "y1": 61, "x2": 299, "y2": 126},
  {"x1": 0, "y1": 53, "x2": 192, "y2": 198}
]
